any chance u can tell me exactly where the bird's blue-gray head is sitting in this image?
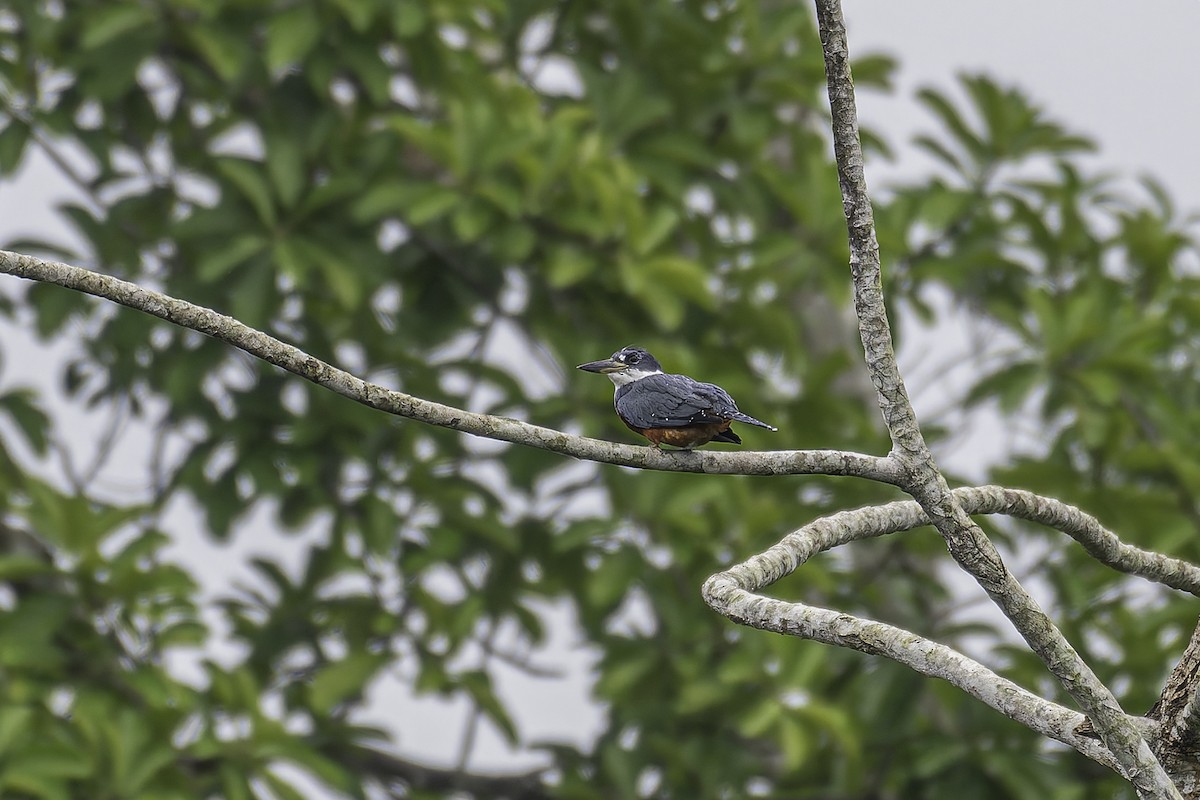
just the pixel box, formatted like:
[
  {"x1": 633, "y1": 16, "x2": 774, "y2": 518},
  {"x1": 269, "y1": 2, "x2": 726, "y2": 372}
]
[{"x1": 577, "y1": 346, "x2": 664, "y2": 387}]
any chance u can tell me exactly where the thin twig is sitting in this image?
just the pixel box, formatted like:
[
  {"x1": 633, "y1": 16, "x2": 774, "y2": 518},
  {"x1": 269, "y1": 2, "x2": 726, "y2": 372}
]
[
  {"x1": 456, "y1": 618, "x2": 497, "y2": 772},
  {"x1": 77, "y1": 395, "x2": 131, "y2": 488}
]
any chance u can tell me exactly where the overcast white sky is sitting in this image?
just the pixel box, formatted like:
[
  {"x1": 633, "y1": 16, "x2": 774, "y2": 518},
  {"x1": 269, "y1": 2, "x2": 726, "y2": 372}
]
[{"x1": 2, "y1": 2, "x2": 1199, "y2": 789}]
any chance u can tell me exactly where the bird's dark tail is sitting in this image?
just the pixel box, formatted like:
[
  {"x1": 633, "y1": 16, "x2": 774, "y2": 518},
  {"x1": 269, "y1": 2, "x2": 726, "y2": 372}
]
[
  {"x1": 732, "y1": 412, "x2": 777, "y2": 431},
  {"x1": 713, "y1": 429, "x2": 742, "y2": 445}
]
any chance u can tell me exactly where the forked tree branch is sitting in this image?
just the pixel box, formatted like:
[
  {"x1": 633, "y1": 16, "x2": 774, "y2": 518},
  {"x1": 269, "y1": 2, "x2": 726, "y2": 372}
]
[
  {"x1": 702, "y1": 488, "x2": 1165, "y2": 773},
  {"x1": 809, "y1": 1, "x2": 1179, "y2": 796},
  {"x1": 703, "y1": 484, "x2": 1200, "y2": 774}
]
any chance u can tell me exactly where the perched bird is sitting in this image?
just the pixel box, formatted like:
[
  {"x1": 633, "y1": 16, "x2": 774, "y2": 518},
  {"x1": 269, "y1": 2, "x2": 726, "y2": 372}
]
[{"x1": 577, "y1": 346, "x2": 777, "y2": 449}]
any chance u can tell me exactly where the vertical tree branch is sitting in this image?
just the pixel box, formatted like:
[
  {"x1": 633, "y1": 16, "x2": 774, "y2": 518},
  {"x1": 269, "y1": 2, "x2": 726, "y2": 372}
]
[{"x1": 811, "y1": 2, "x2": 1179, "y2": 797}]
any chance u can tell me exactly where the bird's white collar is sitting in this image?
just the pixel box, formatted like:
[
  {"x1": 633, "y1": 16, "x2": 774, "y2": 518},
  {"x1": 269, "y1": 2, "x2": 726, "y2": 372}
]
[{"x1": 607, "y1": 367, "x2": 663, "y2": 388}]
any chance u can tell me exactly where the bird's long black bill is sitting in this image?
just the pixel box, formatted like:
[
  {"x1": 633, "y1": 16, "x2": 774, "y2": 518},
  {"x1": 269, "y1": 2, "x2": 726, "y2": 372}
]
[{"x1": 577, "y1": 358, "x2": 624, "y2": 374}]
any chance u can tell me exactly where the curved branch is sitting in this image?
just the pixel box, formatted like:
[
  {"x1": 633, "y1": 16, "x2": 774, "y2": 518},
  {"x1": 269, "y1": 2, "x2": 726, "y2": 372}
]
[
  {"x1": 703, "y1": 484, "x2": 1200, "y2": 606},
  {"x1": 702, "y1": 484, "x2": 1190, "y2": 773},
  {"x1": 812, "y1": 2, "x2": 1178, "y2": 795},
  {"x1": 702, "y1": 585, "x2": 1137, "y2": 774},
  {"x1": 0, "y1": 249, "x2": 901, "y2": 483},
  {"x1": 958, "y1": 486, "x2": 1200, "y2": 595}
]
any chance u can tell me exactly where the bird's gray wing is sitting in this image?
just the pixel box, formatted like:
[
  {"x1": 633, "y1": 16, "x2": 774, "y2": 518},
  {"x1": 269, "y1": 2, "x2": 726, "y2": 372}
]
[{"x1": 615, "y1": 374, "x2": 738, "y2": 429}]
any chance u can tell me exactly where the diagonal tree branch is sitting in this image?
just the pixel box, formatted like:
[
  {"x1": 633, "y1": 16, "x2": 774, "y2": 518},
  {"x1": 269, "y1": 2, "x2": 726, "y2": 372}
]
[
  {"x1": 810, "y1": 1, "x2": 1178, "y2": 796},
  {"x1": 0, "y1": 248, "x2": 900, "y2": 483}
]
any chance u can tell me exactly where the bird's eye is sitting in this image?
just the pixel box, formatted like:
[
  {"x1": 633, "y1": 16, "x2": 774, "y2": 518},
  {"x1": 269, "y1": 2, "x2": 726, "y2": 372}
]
[{"x1": 628, "y1": 353, "x2": 641, "y2": 364}]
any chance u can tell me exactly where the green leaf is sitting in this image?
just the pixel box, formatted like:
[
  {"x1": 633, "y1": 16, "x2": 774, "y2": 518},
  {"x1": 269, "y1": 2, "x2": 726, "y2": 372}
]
[
  {"x1": 265, "y1": 5, "x2": 322, "y2": 71},
  {"x1": 271, "y1": 238, "x2": 308, "y2": 286},
  {"x1": 452, "y1": 197, "x2": 494, "y2": 243},
  {"x1": 316, "y1": 257, "x2": 362, "y2": 309},
  {"x1": 157, "y1": 619, "x2": 209, "y2": 648},
  {"x1": 0, "y1": 771, "x2": 69, "y2": 800},
  {"x1": 109, "y1": 528, "x2": 169, "y2": 572},
  {"x1": 584, "y1": 550, "x2": 636, "y2": 611},
  {"x1": 0, "y1": 707, "x2": 34, "y2": 756},
  {"x1": 308, "y1": 653, "x2": 385, "y2": 714},
  {"x1": 256, "y1": 738, "x2": 354, "y2": 793},
  {"x1": 912, "y1": 134, "x2": 963, "y2": 172},
  {"x1": 392, "y1": 1, "x2": 427, "y2": 37},
  {"x1": 196, "y1": 234, "x2": 267, "y2": 282},
  {"x1": 640, "y1": 292, "x2": 685, "y2": 331},
  {"x1": 674, "y1": 679, "x2": 729, "y2": 715},
  {"x1": 493, "y1": 223, "x2": 536, "y2": 262},
  {"x1": 349, "y1": 179, "x2": 408, "y2": 221},
  {"x1": 0, "y1": 121, "x2": 30, "y2": 174},
  {"x1": 187, "y1": 25, "x2": 248, "y2": 83},
  {"x1": 81, "y1": 5, "x2": 154, "y2": 49},
  {"x1": 640, "y1": 255, "x2": 714, "y2": 309},
  {"x1": 265, "y1": 133, "x2": 306, "y2": 208},
  {"x1": 0, "y1": 555, "x2": 52, "y2": 582},
  {"x1": 0, "y1": 389, "x2": 50, "y2": 455},
  {"x1": 21, "y1": 480, "x2": 146, "y2": 553},
  {"x1": 635, "y1": 131, "x2": 719, "y2": 170},
  {"x1": 631, "y1": 206, "x2": 680, "y2": 256},
  {"x1": 737, "y1": 698, "x2": 782, "y2": 738},
  {"x1": 343, "y1": 44, "x2": 391, "y2": 105},
  {"x1": 778, "y1": 717, "x2": 811, "y2": 771},
  {"x1": 917, "y1": 183, "x2": 974, "y2": 230},
  {"x1": 26, "y1": 282, "x2": 84, "y2": 338},
  {"x1": 546, "y1": 245, "x2": 596, "y2": 288},
  {"x1": 261, "y1": 771, "x2": 308, "y2": 800},
  {"x1": 460, "y1": 670, "x2": 518, "y2": 743},
  {"x1": 407, "y1": 186, "x2": 461, "y2": 226},
  {"x1": 219, "y1": 764, "x2": 253, "y2": 800},
  {"x1": 1077, "y1": 369, "x2": 1121, "y2": 407},
  {"x1": 917, "y1": 86, "x2": 986, "y2": 165},
  {"x1": 8, "y1": 742, "x2": 93, "y2": 780},
  {"x1": 124, "y1": 738, "x2": 174, "y2": 795},
  {"x1": 476, "y1": 178, "x2": 524, "y2": 218},
  {"x1": 851, "y1": 53, "x2": 897, "y2": 90},
  {"x1": 330, "y1": 0, "x2": 376, "y2": 32},
  {"x1": 217, "y1": 159, "x2": 277, "y2": 226}
]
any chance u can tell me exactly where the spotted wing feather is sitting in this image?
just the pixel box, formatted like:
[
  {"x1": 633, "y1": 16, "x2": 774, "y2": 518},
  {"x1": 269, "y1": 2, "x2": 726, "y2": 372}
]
[{"x1": 615, "y1": 373, "x2": 747, "y2": 429}]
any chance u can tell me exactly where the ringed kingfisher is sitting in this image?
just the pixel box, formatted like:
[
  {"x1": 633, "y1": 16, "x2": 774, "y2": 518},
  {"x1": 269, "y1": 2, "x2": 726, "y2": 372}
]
[{"x1": 577, "y1": 346, "x2": 777, "y2": 449}]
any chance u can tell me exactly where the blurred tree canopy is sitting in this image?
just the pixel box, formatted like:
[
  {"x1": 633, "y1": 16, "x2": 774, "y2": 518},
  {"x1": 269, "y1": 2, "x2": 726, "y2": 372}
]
[{"x1": 1, "y1": 1, "x2": 1199, "y2": 798}]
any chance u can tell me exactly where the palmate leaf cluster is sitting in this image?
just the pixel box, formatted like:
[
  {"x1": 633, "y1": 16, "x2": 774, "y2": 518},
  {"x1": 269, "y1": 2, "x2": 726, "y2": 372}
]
[{"x1": 0, "y1": 1, "x2": 1197, "y2": 798}]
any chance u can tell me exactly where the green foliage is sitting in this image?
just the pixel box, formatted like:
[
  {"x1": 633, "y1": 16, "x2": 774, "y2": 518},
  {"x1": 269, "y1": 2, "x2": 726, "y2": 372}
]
[{"x1": 0, "y1": 1, "x2": 1195, "y2": 799}]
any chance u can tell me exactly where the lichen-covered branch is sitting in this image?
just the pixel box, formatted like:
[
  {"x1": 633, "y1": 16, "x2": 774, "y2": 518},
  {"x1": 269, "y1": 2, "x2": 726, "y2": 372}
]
[
  {"x1": 811, "y1": 1, "x2": 1179, "y2": 796},
  {"x1": 958, "y1": 487, "x2": 1200, "y2": 595},
  {"x1": 0, "y1": 248, "x2": 899, "y2": 483},
  {"x1": 702, "y1": 484, "x2": 1192, "y2": 775}
]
